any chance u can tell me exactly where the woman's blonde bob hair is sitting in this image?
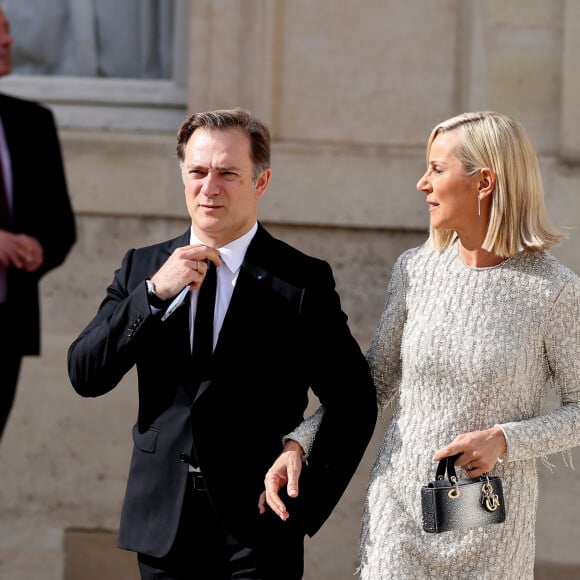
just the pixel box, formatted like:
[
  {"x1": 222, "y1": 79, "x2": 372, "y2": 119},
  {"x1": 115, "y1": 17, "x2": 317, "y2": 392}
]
[{"x1": 426, "y1": 111, "x2": 564, "y2": 256}]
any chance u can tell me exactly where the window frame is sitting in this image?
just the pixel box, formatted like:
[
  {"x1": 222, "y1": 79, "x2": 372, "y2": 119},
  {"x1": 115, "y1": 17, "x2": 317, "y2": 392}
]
[{"x1": 0, "y1": 0, "x2": 189, "y2": 132}]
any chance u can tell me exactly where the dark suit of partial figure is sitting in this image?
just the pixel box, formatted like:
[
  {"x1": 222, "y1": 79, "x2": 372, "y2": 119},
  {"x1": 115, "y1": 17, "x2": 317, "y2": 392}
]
[
  {"x1": 0, "y1": 93, "x2": 76, "y2": 441},
  {"x1": 68, "y1": 224, "x2": 377, "y2": 577}
]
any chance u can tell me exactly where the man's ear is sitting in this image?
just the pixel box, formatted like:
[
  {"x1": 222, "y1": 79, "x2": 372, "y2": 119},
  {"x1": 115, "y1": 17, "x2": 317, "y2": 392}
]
[
  {"x1": 255, "y1": 168, "x2": 272, "y2": 200},
  {"x1": 478, "y1": 167, "x2": 496, "y2": 200}
]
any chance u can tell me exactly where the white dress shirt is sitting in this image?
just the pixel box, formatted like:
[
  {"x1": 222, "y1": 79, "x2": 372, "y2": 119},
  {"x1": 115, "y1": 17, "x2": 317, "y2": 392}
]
[{"x1": 188, "y1": 222, "x2": 257, "y2": 352}]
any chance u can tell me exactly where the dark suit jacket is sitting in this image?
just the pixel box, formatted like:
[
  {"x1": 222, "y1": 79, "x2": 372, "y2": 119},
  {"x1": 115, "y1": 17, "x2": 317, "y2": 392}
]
[
  {"x1": 68, "y1": 224, "x2": 377, "y2": 557},
  {"x1": 0, "y1": 93, "x2": 76, "y2": 355}
]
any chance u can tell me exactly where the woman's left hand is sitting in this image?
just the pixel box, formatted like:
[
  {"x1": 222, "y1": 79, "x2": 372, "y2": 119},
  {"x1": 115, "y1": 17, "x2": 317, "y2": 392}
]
[{"x1": 433, "y1": 426, "x2": 507, "y2": 478}]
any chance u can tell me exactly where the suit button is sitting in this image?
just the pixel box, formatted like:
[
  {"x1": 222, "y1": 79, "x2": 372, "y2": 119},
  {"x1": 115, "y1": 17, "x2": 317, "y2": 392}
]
[{"x1": 180, "y1": 452, "x2": 190, "y2": 463}]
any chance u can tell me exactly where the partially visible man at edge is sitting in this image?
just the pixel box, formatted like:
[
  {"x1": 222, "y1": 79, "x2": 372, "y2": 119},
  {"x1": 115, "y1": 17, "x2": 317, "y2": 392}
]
[
  {"x1": 0, "y1": 7, "x2": 76, "y2": 444},
  {"x1": 67, "y1": 107, "x2": 377, "y2": 579}
]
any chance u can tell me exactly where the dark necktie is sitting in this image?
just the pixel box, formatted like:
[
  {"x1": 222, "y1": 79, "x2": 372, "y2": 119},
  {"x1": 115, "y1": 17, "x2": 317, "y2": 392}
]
[
  {"x1": 0, "y1": 155, "x2": 10, "y2": 230},
  {"x1": 187, "y1": 262, "x2": 217, "y2": 469},
  {"x1": 191, "y1": 261, "x2": 217, "y2": 383}
]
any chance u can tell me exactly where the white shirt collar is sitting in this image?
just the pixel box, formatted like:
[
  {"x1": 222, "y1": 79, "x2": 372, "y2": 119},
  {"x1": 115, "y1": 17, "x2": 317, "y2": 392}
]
[{"x1": 188, "y1": 222, "x2": 257, "y2": 274}]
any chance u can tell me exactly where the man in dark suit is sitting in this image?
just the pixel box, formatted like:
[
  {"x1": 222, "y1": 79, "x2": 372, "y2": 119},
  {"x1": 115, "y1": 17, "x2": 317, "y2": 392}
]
[
  {"x1": 68, "y1": 108, "x2": 377, "y2": 579},
  {"x1": 0, "y1": 8, "x2": 76, "y2": 443}
]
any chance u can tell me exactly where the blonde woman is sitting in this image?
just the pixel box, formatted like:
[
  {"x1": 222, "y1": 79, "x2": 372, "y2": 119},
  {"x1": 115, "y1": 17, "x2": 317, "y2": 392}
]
[{"x1": 261, "y1": 111, "x2": 580, "y2": 579}]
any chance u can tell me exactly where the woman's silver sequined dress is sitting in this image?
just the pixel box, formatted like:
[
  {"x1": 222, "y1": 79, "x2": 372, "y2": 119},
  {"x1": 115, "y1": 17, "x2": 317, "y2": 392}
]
[{"x1": 289, "y1": 243, "x2": 580, "y2": 579}]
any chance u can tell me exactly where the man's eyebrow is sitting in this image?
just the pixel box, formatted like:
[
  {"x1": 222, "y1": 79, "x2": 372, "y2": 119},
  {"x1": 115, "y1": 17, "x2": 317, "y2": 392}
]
[
  {"x1": 216, "y1": 164, "x2": 241, "y2": 171},
  {"x1": 185, "y1": 163, "x2": 241, "y2": 171}
]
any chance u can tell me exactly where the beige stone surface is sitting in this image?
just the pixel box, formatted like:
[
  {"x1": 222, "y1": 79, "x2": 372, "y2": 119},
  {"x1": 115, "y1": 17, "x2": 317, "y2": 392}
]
[
  {"x1": 63, "y1": 131, "x2": 183, "y2": 218},
  {"x1": 274, "y1": 0, "x2": 458, "y2": 146},
  {"x1": 64, "y1": 530, "x2": 139, "y2": 580},
  {"x1": 560, "y1": 0, "x2": 580, "y2": 161}
]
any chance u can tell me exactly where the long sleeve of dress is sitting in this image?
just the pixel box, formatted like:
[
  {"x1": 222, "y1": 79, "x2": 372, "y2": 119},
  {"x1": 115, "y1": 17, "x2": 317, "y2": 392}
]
[
  {"x1": 366, "y1": 250, "x2": 409, "y2": 411},
  {"x1": 498, "y1": 274, "x2": 580, "y2": 461}
]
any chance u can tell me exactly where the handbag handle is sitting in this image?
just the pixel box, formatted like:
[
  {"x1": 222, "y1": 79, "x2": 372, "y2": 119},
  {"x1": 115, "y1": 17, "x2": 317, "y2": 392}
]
[
  {"x1": 437, "y1": 453, "x2": 492, "y2": 485},
  {"x1": 435, "y1": 453, "x2": 462, "y2": 482}
]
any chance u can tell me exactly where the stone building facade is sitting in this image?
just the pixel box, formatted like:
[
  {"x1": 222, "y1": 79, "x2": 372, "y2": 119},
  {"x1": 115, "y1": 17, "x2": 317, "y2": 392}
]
[{"x1": 0, "y1": 1, "x2": 578, "y2": 578}]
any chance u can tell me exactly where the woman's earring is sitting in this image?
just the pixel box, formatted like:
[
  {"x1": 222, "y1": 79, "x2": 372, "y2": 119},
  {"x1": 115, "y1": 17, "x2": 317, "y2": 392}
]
[{"x1": 477, "y1": 195, "x2": 481, "y2": 217}]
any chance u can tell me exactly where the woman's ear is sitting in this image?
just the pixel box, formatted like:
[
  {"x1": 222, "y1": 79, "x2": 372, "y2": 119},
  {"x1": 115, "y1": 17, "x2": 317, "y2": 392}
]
[{"x1": 478, "y1": 167, "x2": 496, "y2": 200}]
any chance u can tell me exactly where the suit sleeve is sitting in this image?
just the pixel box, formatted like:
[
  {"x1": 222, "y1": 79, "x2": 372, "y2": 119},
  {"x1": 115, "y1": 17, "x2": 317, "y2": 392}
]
[
  {"x1": 286, "y1": 253, "x2": 409, "y2": 458},
  {"x1": 67, "y1": 249, "x2": 156, "y2": 397},
  {"x1": 296, "y1": 260, "x2": 377, "y2": 536},
  {"x1": 24, "y1": 105, "x2": 76, "y2": 278}
]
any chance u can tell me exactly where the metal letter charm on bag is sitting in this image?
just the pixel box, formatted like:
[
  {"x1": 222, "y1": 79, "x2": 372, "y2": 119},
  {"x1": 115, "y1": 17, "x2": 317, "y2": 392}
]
[{"x1": 421, "y1": 453, "x2": 506, "y2": 533}]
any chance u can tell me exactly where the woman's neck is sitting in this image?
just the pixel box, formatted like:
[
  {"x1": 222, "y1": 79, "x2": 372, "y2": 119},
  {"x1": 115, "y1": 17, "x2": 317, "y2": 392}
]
[{"x1": 457, "y1": 239, "x2": 507, "y2": 268}]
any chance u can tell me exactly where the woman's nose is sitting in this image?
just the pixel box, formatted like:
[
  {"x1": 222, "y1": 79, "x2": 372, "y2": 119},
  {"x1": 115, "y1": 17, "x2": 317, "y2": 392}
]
[{"x1": 416, "y1": 173, "x2": 429, "y2": 193}]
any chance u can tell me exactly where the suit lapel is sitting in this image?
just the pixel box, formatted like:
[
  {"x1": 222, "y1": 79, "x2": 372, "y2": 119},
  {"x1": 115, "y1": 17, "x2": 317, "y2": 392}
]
[
  {"x1": 211, "y1": 254, "x2": 272, "y2": 365},
  {"x1": 193, "y1": 227, "x2": 274, "y2": 396},
  {"x1": 191, "y1": 225, "x2": 304, "y2": 403}
]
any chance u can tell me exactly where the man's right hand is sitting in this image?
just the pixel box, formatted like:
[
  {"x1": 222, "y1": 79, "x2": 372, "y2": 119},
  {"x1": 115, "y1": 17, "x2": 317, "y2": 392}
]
[{"x1": 150, "y1": 244, "x2": 222, "y2": 300}]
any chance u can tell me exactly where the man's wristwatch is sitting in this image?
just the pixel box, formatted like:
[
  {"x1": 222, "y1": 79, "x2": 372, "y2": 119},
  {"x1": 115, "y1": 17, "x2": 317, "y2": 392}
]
[{"x1": 146, "y1": 279, "x2": 168, "y2": 309}]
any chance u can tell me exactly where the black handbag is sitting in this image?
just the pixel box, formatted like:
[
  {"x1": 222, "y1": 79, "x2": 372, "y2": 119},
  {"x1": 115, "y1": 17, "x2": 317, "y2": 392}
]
[{"x1": 421, "y1": 453, "x2": 506, "y2": 533}]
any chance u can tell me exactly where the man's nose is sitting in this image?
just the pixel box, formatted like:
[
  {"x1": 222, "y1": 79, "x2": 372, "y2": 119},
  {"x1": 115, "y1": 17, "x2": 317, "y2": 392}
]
[{"x1": 200, "y1": 174, "x2": 220, "y2": 196}]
